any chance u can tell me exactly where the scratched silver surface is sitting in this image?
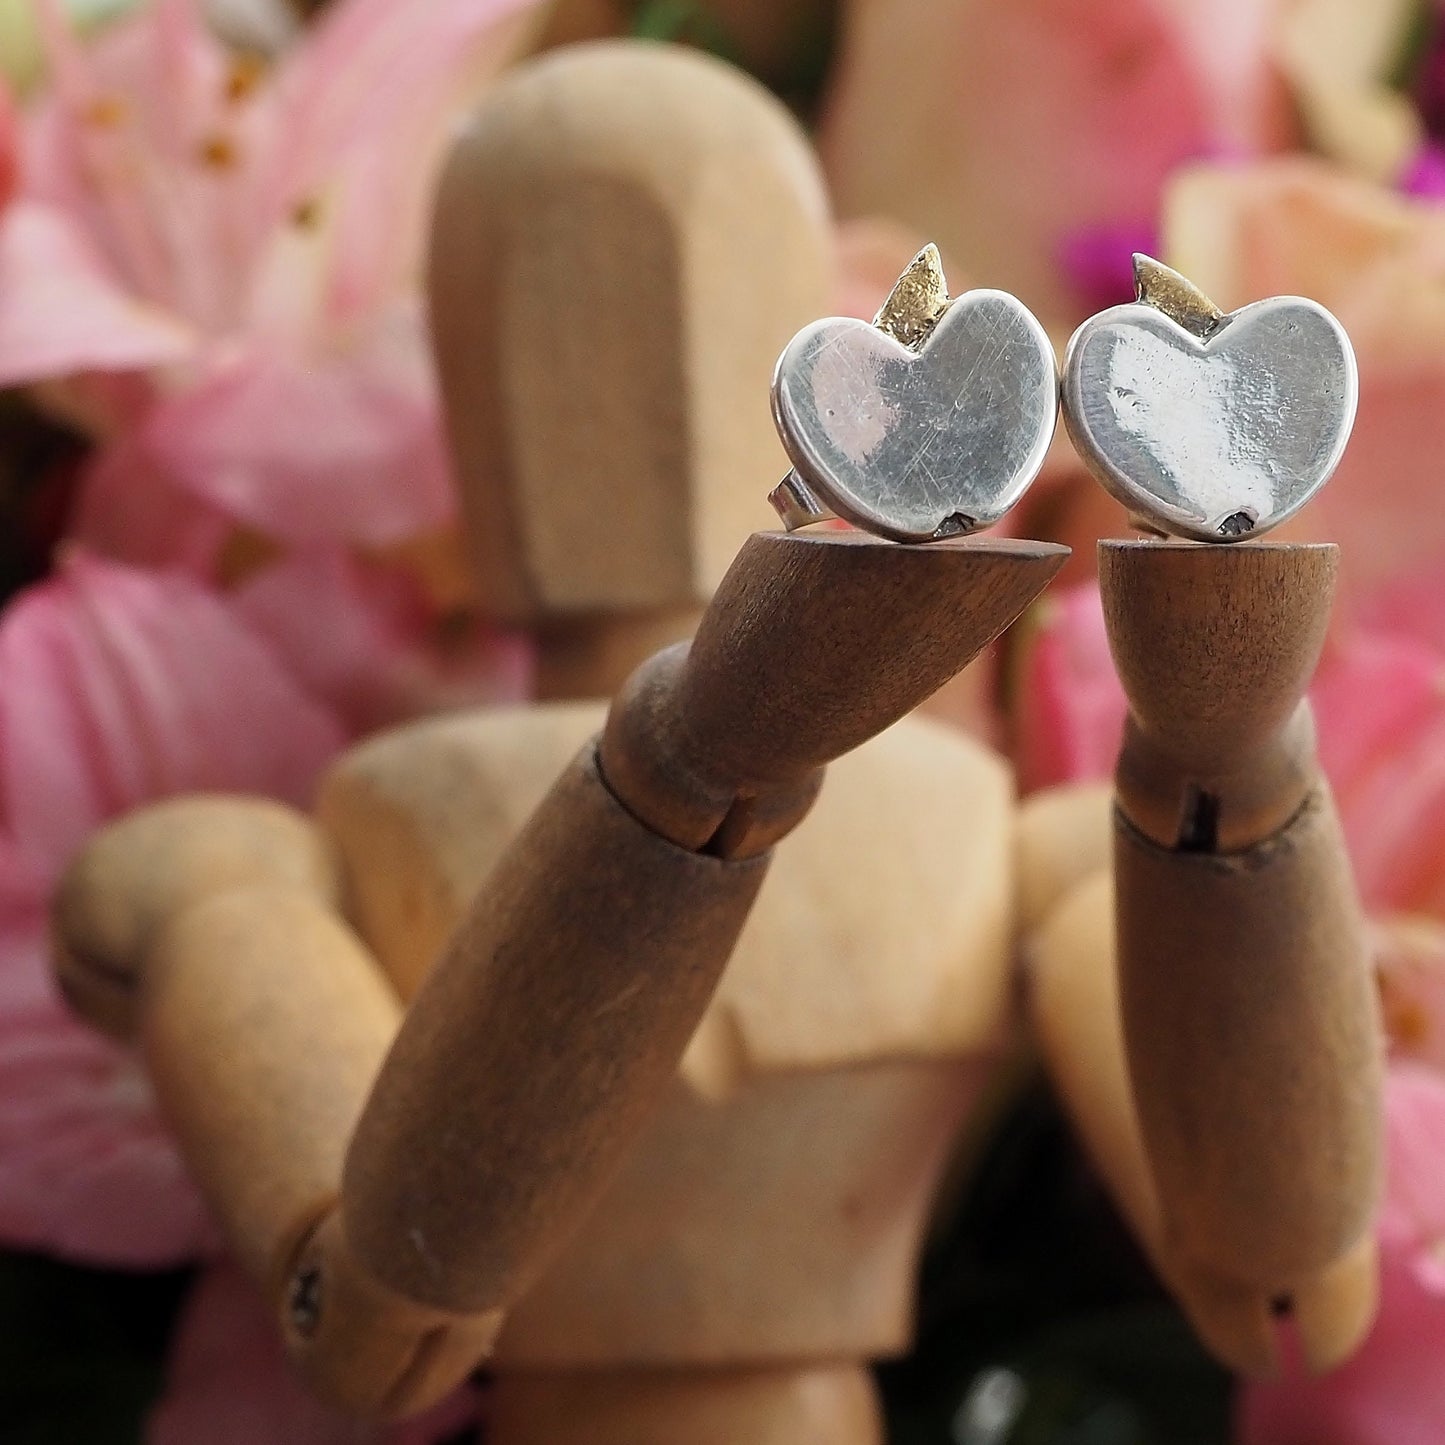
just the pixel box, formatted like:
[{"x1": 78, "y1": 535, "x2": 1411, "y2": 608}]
[
  {"x1": 770, "y1": 290, "x2": 1058, "y2": 543},
  {"x1": 1062, "y1": 296, "x2": 1357, "y2": 542}
]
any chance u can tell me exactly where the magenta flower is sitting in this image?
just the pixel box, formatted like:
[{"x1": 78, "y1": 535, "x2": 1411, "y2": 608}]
[
  {"x1": 0, "y1": 0, "x2": 543, "y2": 562},
  {"x1": 0, "y1": 550, "x2": 344, "y2": 1265}
]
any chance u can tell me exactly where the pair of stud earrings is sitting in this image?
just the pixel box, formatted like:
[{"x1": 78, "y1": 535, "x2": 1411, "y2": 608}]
[{"x1": 769, "y1": 246, "x2": 1358, "y2": 546}]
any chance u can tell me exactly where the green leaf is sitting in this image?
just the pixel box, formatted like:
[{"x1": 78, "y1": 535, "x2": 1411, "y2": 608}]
[{"x1": 628, "y1": 0, "x2": 740, "y2": 63}]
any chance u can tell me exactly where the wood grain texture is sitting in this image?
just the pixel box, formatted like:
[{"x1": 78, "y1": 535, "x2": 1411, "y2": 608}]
[
  {"x1": 1099, "y1": 538, "x2": 1384, "y2": 1369},
  {"x1": 429, "y1": 40, "x2": 831, "y2": 623},
  {"x1": 284, "y1": 1212, "x2": 504, "y2": 1418},
  {"x1": 318, "y1": 705, "x2": 607, "y2": 1003},
  {"x1": 320, "y1": 704, "x2": 1012, "y2": 1362},
  {"x1": 602, "y1": 531, "x2": 1067, "y2": 855},
  {"x1": 49, "y1": 40, "x2": 1071, "y2": 1428},
  {"x1": 322, "y1": 705, "x2": 1018, "y2": 1073},
  {"x1": 1026, "y1": 864, "x2": 1379, "y2": 1377},
  {"x1": 492, "y1": 1059, "x2": 988, "y2": 1365},
  {"x1": 333, "y1": 520, "x2": 1051, "y2": 1325},
  {"x1": 1100, "y1": 539, "x2": 1335, "y2": 850},
  {"x1": 341, "y1": 745, "x2": 771, "y2": 1314},
  {"x1": 1116, "y1": 795, "x2": 1380, "y2": 1284},
  {"x1": 50, "y1": 797, "x2": 508, "y2": 1416},
  {"x1": 141, "y1": 887, "x2": 400, "y2": 1300}
]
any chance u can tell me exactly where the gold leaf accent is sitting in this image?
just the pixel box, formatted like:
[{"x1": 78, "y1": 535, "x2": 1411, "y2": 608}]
[
  {"x1": 873, "y1": 243, "x2": 952, "y2": 349},
  {"x1": 1133, "y1": 253, "x2": 1225, "y2": 338}
]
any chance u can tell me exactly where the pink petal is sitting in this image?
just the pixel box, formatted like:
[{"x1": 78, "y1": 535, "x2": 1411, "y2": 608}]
[
  {"x1": 1358, "y1": 570, "x2": 1445, "y2": 659},
  {"x1": 0, "y1": 959, "x2": 217, "y2": 1266},
  {"x1": 1313, "y1": 631, "x2": 1444, "y2": 790},
  {"x1": 234, "y1": 547, "x2": 532, "y2": 733},
  {"x1": 1313, "y1": 630, "x2": 1445, "y2": 917},
  {"x1": 0, "y1": 201, "x2": 193, "y2": 387},
  {"x1": 0, "y1": 846, "x2": 214, "y2": 1266},
  {"x1": 0, "y1": 552, "x2": 346, "y2": 1265},
  {"x1": 260, "y1": 0, "x2": 544, "y2": 320},
  {"x1": 1013, "y1": 584, "x2": 1126, "y2": 791},
  {"x1": 25, "y1": 0, "x2": 278, "y2": 329},
  {"x1": 1377, "y1": 1066, "x2": 1445, "y2": 1276},
  {"x1": 143, "y1": 320, "x2": 456, "y2": 547},
  {"x1": 1237, "y1": 1248, "x2": 1445, "y2": 1445},
  {"x1": 148, "y1": 1262, "x2": 486, "y2": 1445},
  {"x1": 1057, "y1": 220, "x2": 1160, "y2": 313},
  {"x1": 0, "y1": 549, "x2": 345, "y2": 881},
  {"x1": 0, "y1": 75, "x2": 16, "y2": 214},
  {"x1": 1401, "y1": 144, "x2": 1445, "y2": 199},
  {"x1": 68, "y1": 428, "x2": 234, "y2": 576}
]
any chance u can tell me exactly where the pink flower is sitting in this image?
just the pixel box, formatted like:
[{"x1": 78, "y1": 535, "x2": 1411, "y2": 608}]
[
  {"x1": 1237, "y1": 1067, "x2": 1445, "y2": 1445},
  {"x1": 818, "y1": 0, "x2": 1294, "y2": 329},
  {"x1": 1014, "y1": 584, "x2": 1123, "y2": 793},
  {"x1": 0, "y1": 0, "x2": 543, "y2": 562},
  {"x1": 1376, "y1": 1065, "x2": 1445, "y2": 1293},
  {"x1": 1310, "y1": 628, "x2": 1445, "y2": 919},
  {"x1": 232, "y1": 546, "x2": 532, "y2": 733},
  {"x1": 148, "y1": 1262, "x2": 485, "y2": 1445},
  {"x1": 0, "y1": 550, "x2": 344, "y2": 1265},
  {"x1": 0, "y1": 75, "x2": 17, "y2": 212},
  {"x1": 1016, "y1": 584, "x2": 1445, "y2": 918}
]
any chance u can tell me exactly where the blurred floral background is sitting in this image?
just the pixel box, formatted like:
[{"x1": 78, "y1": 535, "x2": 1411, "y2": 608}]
[{"x1": 0, "y1": 0, "x2": 1443, "y2": 1441}]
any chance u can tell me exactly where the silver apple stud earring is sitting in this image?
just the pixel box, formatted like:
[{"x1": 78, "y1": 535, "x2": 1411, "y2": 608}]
[
  {"x1": 769, "y1": 244, "x2": 1058, "y2": 543},
  {"x1": 1061, "y1": 254, "x2": 1358, "y2": 542}
]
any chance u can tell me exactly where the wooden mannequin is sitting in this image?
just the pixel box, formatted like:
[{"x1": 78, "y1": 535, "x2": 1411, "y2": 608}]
[
  {"x1": 52, "y1": 41, "x2": 1066, "y2": 1440},
  {"x1": 1021, "y1": 538, "x2": 1384, "y2": 1376},
  {"x1": 339, "y1": 42, "x2": 1063, "y2": 1442}
]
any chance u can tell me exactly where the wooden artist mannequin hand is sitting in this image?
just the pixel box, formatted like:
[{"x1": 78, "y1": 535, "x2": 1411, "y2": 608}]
[
  {"x1": 1019, "y1": 251, "x2": 1385, "y2": 1381},
  {"x1": 1020, "y1": 546, "x2": 1383, "y2": 1378},
  {"x1": 52, "y1": 41, "x2": 1067, "y2": 1443}
]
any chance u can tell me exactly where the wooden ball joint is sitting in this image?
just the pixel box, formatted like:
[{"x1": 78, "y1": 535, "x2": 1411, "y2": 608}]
[{"x1": 51, "y1": 39, "x2": 1067, "y2": 1440}]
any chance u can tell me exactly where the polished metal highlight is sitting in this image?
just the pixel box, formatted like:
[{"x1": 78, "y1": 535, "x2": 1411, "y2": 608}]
[
  {"x1": 1062, "y1": 254, "x2": 1358, "y2": 543},
  {"x1": 769, "y1": 245, "x2": 1058, "y2": 544}
]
